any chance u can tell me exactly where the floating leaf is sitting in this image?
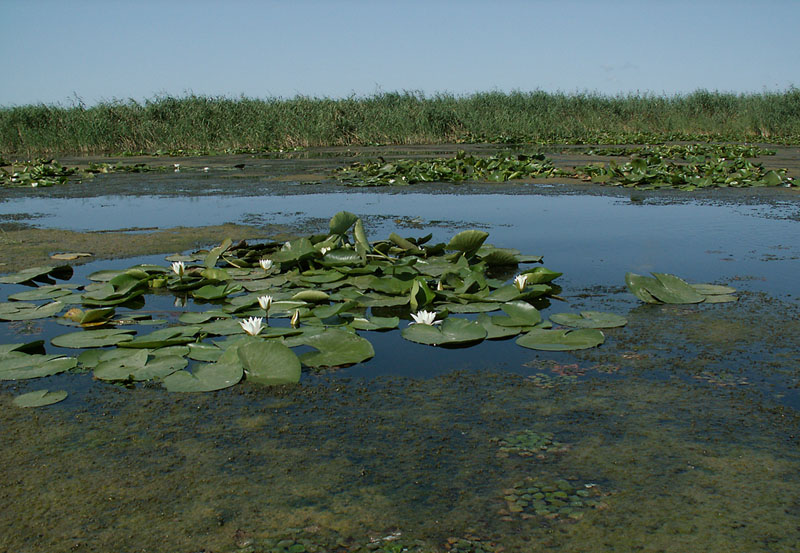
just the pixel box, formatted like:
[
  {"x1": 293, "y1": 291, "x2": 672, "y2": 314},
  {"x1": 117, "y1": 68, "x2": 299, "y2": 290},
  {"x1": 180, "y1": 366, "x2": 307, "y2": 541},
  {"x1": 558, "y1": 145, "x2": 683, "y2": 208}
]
[
  {"x1": 13, "y1": 389, "x2": 68, "y2": 408},
  {"x1": 0, "y1": 341, "x2": 46, "y2": 356},
  {"x1": 348, "y1": 315, "x2": 400, "y2": 331},
  {"x1": 516, "y1": 328, "x2": 605, "y2": 351},
  {"x1": 191, "y1": 282, "x2": 242, "y2": 301},
  {"x1": 237, "y1": 339, "x2": 301, "y2": 385},
  {"x1": 549, "y1": 311, "x2": 628, "y2": 329},
  {"x1": 401, "y1": 317, "x2": 487, "y2": 346},
  {"x1": 8, "y1": 285, "x2": 78, "y2": 301},
  {"x1": 298, "y1": 328, "x2": 375, "y2": 368},
  {"x1": 0, "y1": 354, "x2": 77, "y2": 380},
  {"x1": 117, "y1": 326, "x2": 201, "y2": 348},
  {"x1": 476, "y1": 313, "x2": 524, "y2": 339},
  {"x1": 95, "y1": 350, "x2": 187, "y2": 382},
  {"x1": 0, "y1": 265, "x2": 72, "y2": 284},
  {"x1": 162, "y1": 360, "x2": 243, "y2": 392},
  {"x1": 51, "y1": 328, "x2": 135, "y2": 348},
  {"x1": 626, "y1": 272, "x2": 706, "y2": 304},
  {"x1": 0, "y1": 301, "x2": 64, "y2": 321}
]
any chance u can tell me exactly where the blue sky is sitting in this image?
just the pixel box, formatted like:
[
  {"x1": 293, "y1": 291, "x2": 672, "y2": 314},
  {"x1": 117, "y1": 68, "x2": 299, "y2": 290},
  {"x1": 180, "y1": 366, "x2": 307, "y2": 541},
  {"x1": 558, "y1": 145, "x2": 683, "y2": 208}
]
[{"x1": 1, "y1": 0, "x2": 797, "y2": 106}]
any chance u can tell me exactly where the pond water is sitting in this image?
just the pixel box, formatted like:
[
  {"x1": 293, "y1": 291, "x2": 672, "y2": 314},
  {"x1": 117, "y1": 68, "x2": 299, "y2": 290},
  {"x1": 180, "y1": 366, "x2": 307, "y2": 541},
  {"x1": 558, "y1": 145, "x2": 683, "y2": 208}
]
[{"x1": 1, "y1": 166, "x2": 799, "y2": 553}]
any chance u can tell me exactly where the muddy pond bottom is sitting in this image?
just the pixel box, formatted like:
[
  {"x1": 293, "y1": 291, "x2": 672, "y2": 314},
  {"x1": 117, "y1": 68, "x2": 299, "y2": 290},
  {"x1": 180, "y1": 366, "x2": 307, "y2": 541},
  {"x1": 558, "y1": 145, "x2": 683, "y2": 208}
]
[{"x1": 2, "y1": 367, "x2": 799, "y2": 553}]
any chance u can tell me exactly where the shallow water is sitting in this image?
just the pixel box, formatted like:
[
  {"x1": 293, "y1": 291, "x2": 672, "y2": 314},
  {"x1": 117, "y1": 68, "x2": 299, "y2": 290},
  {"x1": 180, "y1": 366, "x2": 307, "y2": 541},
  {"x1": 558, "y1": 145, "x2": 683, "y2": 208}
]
[{"x1": 1, "y1": 162, "x2": 799, "y2": 552}]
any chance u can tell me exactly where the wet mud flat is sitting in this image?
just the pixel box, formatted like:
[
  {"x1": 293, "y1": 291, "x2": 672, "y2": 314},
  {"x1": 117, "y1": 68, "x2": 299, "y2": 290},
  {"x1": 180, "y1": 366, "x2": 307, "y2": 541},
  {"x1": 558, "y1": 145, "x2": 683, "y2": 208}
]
[{"x1": 1, "y1": 145, "x2": 799, "y2": 552}]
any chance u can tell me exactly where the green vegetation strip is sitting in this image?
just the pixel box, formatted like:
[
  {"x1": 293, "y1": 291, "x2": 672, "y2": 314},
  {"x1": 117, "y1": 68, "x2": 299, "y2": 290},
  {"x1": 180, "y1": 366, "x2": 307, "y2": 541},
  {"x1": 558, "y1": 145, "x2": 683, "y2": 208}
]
[{"x1": 3, "y1": 90, "x2": 800, "y2": 156}]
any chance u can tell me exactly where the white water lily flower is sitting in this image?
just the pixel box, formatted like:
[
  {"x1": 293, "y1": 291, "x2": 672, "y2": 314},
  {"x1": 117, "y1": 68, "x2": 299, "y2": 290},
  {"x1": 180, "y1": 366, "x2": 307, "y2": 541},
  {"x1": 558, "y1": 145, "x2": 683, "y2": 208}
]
[
  {"x1": 410, "y1": 310, "x2": 439, "y2": 326},
  {"x1": 171, "y1": 261, "x2": 185, "y2": 277},
  {"x1": 203, "y1": 166, "x2": 209, "y2": 172},
  {"x1": 257, "y1": 295, "x2": 273, "y2": 312},
  {"x1": 173, "y1": 163, "x2": 181, "y2": 172},
  {"x1": 259, "y1": 258, "x2": 273, "y2": 271},
  {"x1": 239, "y1": 316, "x2": 264, "y2": 336},
  {"x1": 31, "y1": 182, "x2": 38, "y2": 187},
  {"x1": 290, "y1": 309, "x2": 300, "y2": 328},
  {"x1": 436, "y1": 280, "x2": 444, "y2": 291},
  {"x1": 513, "y1": 274, "x2": 528, "y2": 292},
  {"x1": 320, "y1": 246, "x2": 331, "y2": 255}
]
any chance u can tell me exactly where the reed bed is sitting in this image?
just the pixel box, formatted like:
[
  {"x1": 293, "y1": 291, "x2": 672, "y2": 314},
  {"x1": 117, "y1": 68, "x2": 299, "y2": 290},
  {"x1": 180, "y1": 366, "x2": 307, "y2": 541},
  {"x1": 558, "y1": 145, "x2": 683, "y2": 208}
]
[{"x1": 2, "y1": 89, "x2": 799, "y2": 156}]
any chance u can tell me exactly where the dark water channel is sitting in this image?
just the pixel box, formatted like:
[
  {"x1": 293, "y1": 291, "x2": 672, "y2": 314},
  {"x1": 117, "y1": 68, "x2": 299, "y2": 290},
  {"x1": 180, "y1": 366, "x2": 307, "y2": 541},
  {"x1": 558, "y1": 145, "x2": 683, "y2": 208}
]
[{"x1": 1, "y1": 162, "x2": 799, "y2": 552}]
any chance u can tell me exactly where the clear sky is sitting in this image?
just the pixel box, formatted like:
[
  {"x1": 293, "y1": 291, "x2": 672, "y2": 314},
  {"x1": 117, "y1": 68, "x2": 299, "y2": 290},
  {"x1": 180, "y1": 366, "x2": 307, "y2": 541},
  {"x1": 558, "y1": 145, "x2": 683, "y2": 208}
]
[{"x1": 1, "y1": 0, "x2": 797, "y2": 106}]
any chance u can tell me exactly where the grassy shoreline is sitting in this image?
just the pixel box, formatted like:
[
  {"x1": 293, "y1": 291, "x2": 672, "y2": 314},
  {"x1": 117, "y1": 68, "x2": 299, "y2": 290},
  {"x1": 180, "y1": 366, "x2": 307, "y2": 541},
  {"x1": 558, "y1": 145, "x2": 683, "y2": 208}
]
[{"x1": 2, "y1": 89, "x2": 800, "y2": 156}]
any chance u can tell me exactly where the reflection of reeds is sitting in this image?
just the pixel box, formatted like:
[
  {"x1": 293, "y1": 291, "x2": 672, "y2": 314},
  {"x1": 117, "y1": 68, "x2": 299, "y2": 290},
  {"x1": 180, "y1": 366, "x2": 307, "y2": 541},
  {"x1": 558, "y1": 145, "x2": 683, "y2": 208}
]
[{"x1": 2, "y1": 89, "x2": 799, "y2": 156}]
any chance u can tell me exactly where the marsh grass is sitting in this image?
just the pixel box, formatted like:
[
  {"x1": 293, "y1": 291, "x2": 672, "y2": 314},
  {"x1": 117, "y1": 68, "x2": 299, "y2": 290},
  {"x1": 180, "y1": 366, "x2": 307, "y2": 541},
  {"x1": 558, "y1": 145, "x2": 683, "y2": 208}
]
[{"x1": 2, "y1": 89, "x2": 799, "y2": 156}]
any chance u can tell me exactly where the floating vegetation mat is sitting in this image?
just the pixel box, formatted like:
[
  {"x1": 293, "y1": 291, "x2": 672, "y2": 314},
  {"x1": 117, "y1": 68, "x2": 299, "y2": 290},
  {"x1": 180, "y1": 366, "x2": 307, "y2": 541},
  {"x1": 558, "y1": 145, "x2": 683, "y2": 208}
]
[
  {"x1": 584, "y1": 143, "x2": 777, "y2": 160},
  {"x1": 493, "y1": 429, "x2": 568, "y2": 459},
  {"x1": 499, "y1": 478, "x2": 608, "y2": 521},
  {"x1": 331, "y1": 147, "x2": 792, "y2": 190},
  {"x1": 333, "y1": 151, "x2": 557, "y2": 186},
  {"x1": 0, "y1": 159, "x2": 168, "y2": 187},
  {"x1": 575, "y1": 156, "x2": 790, "y2": 190}
]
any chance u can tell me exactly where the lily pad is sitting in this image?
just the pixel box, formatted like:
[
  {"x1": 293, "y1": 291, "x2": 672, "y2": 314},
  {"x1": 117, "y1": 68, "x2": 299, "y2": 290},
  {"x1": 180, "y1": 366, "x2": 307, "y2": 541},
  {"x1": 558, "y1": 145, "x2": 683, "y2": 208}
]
[
  {"x1": 162, "y1": 358, "x2": 243, "y2": 392},
  {"x1": 401, "y1": 317, "x2": 487, "y2": 346},
  {"x1": 51, "y1": 328, "x2": 136, "y2": 348},
  {"x1": 516, "y1": 328, "x2": 605, "y2": 351},
  {"x1": 477, "y1": 313, "x2": 525, "y2": 339},
  {"x1": 549, "y1": 311, "x2": 628, "y2": 329},
  {"x1": 297, "y1": 328, "x2": 375, "y2": 368},
  {"x1": 0, "y1": 301, "x2": 64, "y2": 321},
  {"x1": 625, "y1": 272, "x2": 705, "y2": 304},
  {"x1": 237, "y1": 339, "x2": 301, "y2": 385},
  {"x1": 8, "y1": 285, "x2": 78, "y2": 301},
  {"x1": 0, "y1": 354, "x2": 77, "y2": 380},
  {"x1": 13, "y1": 389, "x2": 68, "y2": 408},
  {"x1": 94, "y1": 350, "x2": 187, "y2": 382},
  {"x1": 348, "y1": 315, "x2": 400, "y2": 331}
]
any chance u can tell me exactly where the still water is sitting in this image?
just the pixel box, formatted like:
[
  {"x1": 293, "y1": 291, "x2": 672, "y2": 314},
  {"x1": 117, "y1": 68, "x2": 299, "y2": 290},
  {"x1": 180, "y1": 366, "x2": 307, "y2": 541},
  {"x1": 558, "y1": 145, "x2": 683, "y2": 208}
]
[{"x1": 1, "y1": 176, "x2": 799, "y2": 552}]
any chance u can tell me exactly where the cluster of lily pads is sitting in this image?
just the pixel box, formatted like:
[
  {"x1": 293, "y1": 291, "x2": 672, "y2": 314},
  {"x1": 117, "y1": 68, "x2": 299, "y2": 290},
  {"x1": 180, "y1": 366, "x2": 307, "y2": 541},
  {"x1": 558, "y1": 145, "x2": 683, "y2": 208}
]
[
  {"x1": 500, "y1": 478, "x2": 605, "y2": 521},
  {"x1": 584, "y1": 143, "x2": 776, "y2": 160},
  {"x1": 493, "y1": 430, "x2": 568, "y2": 458},
  {"x1": 85, "y1": 161, "x2": 166, "y2": 174},
  {"x1": 0, "y1": 159, "x2": 171, "y2": 188},
  {"x1": 333, "y1": 151, "x2": 557, "y2": 186},
  {"x1": 0, "y1": 159, "x2": 78, "y2": 187},
  {"x1": 1, "y1": 212, "x2": 637, "y2": 401},
  {"x1": 574, "y1": 155, "x2": 788, "y2": 190},
  {"x1": 332, "y1": 148, "x2": 790, "y2": 190}
]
